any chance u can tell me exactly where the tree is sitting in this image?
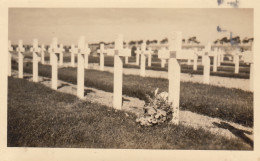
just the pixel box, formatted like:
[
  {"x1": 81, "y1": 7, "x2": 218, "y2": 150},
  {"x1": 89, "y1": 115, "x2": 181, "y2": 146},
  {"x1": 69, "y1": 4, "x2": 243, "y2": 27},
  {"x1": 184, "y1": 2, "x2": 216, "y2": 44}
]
[
  {"x1": 160, "y1": 38, "x2": 168, "y2": 44},
  {"x1": 187, "y1": 36, "x2": 200, "y2": 44},
  {"x1": 137, "y1": 40, "x2": 143, "y2": 45},
  {"x1": 214, "y1": 39, "x2": 220, "y2": 44},
  {"x1": 128, "y1": 41, "x2": 136, "y2": 45},
  {"x1": 220, "y1": 37, "x2": 229, "y2": 44}
]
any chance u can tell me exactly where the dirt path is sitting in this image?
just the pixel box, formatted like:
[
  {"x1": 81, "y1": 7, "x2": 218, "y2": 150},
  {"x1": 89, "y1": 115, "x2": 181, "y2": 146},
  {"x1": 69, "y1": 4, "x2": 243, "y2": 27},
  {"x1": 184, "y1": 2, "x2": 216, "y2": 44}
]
[{"x1": 10, "y1": 70, "x2": 253, "y2": 148}]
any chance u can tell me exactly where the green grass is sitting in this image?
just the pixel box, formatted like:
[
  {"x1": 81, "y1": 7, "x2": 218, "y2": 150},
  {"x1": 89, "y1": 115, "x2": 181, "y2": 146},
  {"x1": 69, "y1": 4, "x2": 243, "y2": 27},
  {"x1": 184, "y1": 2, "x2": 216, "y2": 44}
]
[
  {"x1": 11, "y1": 61, "x2": 253, "y2": 127},
  {"x1": 8, "y1": 77, "x2": 252, "y2": 149}
]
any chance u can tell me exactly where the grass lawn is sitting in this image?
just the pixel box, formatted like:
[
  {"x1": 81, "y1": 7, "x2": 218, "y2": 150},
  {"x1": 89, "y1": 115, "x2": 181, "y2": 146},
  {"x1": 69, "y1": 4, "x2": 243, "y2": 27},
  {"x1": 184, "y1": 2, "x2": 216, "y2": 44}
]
[
  {"x1": 11, "y1": 61, "x2": 253, "y2": 127},
  {"x1": 8, "y1": 77, "x2": 252, "y2": 149}
]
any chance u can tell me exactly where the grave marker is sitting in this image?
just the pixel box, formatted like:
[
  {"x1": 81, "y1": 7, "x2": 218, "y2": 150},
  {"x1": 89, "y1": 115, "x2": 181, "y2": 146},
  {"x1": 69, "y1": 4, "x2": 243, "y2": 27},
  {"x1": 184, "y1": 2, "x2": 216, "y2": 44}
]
[
  {"x1": 135, "y1": 47, "x2": 141, "y2": 66},
  {"x1": 76, "y1": 36, "x2": 88, "y2": 99},
  {"x1": 158, "y1": 48, "x2": 167, "y2": 68},
  {"x1": 59, "y1": 44, "x2": 65, "y2": 66},
  {"x1": 193, "y1": 48, "x2": 198, "y2": 71},
  {"x1": 69, "y1": 44, "x2": 76, "y2": 67},
  {"x1": 147, "y1": 48, "x2": 152, "y2": 67},
  {"x1": 140, "y1": 43, "x2": 149, "y2": 77},
  {"x1": 40, "y1": 44, "x2": 46, "y2": 64},
  {"x1": 106, "y1": 34, "x2": 131, "y2": 109},
  {"x1": 203, "y1": 43, "x2": 211, "y2": 84},
  {"x1": 48, "y1": 38, "x2": 61, "y2": 90},
  {"x1": 17, "y1": 40, "x2": 25, "y2": 78},
  {"x1": 217, "y1": 48, "x2": 221, "y2": 66},
  {"x1": 158, "y1": 31, "x2": 195, "y2": 125},
  {"x1": 212, "y1": 48, "x2": 218, "y2": 72},
  {"x1": 233, "y1": 49, "x2": 240, "y2": 74},
  {"x1": 84, "y1": 43, "x2": 91, "y2": 69},
  {"x1": 8, "y1": 40, "x2": 13, "y2": 76},
  {"x1": 97, "y1": 43, "x2": 106, "y2": 71},
  {"x1": 30, "y1": 39, "x2": 41, "y2": 82}
]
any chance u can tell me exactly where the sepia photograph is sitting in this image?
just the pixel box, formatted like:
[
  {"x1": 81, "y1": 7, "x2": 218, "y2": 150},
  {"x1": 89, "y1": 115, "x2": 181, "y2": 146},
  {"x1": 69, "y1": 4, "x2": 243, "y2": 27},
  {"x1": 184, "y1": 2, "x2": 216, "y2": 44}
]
[
  {"x1": 1, "y1": 1, "x2": 259, "y2": 159},
  {"x1": 6, "y1": 8, "x2": 254, "y2": 150}
]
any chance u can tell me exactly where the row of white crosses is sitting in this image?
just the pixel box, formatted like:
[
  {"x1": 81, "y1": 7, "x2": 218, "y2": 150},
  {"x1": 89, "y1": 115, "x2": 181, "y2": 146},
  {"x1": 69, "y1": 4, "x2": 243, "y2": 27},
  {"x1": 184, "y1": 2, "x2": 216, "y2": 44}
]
[
  {"x1": 48, "y1": 37, "x2": 91, "y2": 98},
  {"x1": 8, "y1": 40, "x2": 46, "y2": 78}
]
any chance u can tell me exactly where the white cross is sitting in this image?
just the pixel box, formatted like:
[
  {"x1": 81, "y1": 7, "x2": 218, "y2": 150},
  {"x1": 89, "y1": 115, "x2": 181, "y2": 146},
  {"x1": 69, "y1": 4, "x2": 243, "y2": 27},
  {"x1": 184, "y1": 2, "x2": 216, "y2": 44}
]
[
  {"x1": 8, "y1": 40, "x2": 13, "y2": 76},
  {"x1": 83, "y1": 43, "x2": 91, "y2": 69},
  {"x1": 147, "y1": 47, "x2": 153, "y2": 67},
  {"x1": 97, "y1": 43, "x2": 107, "y2": 71},
  {"x1": 17, "y1": 40, "x2": 25, "y2": 78},
  {"x1": 106, "y1": 35, "x2": 131, "y2": 57},
  {"x1": 139, "y1": 43, "x2": 150, "y2": 77},
  {"x1": 17, "y1": 40, "x2": 25, "y2": 53},
  {"x1": 158, "y1": 32, "x2": 198, "y2": 125},
  {"x1": 39, "y1": 44, "x2": 46, "y2": 64},
  {"x1": 108, "y1": 34, "x2": 131, "y2": 110},
  {"x1": 135, "y1": 47, "x2": 141, "y2": 66},
  {"x1": 49, "y1": 37, "x2": 61, "y2": 90},
  {"x1": 69, "y1": 44, "x2": 77, "y2": 67},
  {"x1": 76, "y1": 36, "x2": 91, "y2": 98},
  {"x1": 58, "y1": 44, "x2": 65, "y2": 66},
  {"x1": 30, "y1": 39, "x2": 41, "y2": 53},
  {"x1": 30, "y1": 39, "x2": 41, "y2": 82}
]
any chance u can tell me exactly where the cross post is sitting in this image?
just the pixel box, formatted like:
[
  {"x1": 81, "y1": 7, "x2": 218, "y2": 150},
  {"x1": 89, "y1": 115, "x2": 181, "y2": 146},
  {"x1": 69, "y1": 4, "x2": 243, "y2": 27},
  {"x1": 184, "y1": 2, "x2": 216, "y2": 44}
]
[
  {"x1": 135, "y1": 47, "x2": 141, "y2": 66},
  {"x1": 30, "y1": 39, "x2": 41, "y2": 82},
  {"x1": 8, "y1": 40, "x2": 13, "y2": 76},
  {"x1": 48, "y1": 37, "x2": 61, "y2": 90},
  {"x1": 17, "y1": 40, "x2": 25, "y2": 78},
  {"x1": 69, "y1": 44, "x2": 77, "y2": 67},
  {"x1": 106, "y1": 34, "x2": 131, "y2": 110},
  {"x1": 97, "y1": 43, "x2": 107, "y2": 71}
]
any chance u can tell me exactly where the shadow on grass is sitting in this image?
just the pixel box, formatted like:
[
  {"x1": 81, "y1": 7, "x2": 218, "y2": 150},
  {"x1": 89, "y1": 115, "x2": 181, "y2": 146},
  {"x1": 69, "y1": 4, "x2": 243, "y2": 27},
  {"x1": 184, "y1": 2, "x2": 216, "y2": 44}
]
[
  {"x1": 57, "y1": 83, "x2": 70, "y2": 89},
  {"x1": 84, "y1": 89, "x2": 95, "y2": 96},
  {"x1": 212, "y1": 122, "x2": 253, "y2": 148}
]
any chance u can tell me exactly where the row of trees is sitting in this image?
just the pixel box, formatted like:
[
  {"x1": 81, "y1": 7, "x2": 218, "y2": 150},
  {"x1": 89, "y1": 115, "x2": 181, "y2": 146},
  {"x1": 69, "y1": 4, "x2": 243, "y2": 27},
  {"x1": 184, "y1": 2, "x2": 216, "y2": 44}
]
[
  {"x1": 214, "y1": 37, "x2": 254, "y2": 44},
  {"x1": 89, "y1": 36, "x2": 201, "y2": 46}
]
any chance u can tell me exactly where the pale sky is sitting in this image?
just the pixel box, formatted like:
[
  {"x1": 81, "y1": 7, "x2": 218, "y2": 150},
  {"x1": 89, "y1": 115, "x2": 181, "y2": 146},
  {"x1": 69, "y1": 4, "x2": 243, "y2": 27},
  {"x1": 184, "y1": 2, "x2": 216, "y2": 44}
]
[{"x1": 8, "y1": 8, "x2": 253, "y2": 45}]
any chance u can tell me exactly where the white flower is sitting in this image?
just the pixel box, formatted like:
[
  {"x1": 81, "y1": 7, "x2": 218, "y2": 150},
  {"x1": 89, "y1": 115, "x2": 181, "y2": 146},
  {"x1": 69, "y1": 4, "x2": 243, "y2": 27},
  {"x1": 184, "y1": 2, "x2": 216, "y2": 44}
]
[{"x1": 158, "y1": 92, "x2": 168, "y2": 101}]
